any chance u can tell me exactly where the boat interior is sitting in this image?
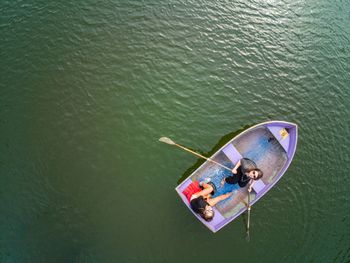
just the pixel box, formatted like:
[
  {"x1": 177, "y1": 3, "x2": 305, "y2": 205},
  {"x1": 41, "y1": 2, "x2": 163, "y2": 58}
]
[{"x1": 189, "y1": 126, "x2": 288, "y2": 218}]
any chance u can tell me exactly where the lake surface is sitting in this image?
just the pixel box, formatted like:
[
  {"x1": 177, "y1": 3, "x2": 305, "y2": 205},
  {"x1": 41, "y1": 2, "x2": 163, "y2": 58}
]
[{"x1": 1, "y1": 0, "x2": 350, "y2": 262}]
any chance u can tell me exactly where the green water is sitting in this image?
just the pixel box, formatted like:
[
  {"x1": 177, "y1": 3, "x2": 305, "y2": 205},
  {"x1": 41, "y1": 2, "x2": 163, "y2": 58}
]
[{"x1": 1, "y1": 0, "x2": 350, "y2": 262}]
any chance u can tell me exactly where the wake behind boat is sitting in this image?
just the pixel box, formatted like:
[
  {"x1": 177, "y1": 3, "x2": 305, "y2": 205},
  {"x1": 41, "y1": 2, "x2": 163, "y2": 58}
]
[{"x1": 174, "y1": 121, "x2": 298, "y2": 232}]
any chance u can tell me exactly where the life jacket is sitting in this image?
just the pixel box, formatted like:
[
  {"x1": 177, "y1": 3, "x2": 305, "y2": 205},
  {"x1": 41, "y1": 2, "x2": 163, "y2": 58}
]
[{"x1": 182, "y1": 181, "x2": 201, "y2": 202}]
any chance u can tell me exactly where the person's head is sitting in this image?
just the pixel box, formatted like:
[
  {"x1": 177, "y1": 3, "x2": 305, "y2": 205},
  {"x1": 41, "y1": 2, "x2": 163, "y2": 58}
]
[
  {"x1": 200, "y1": 205, "x2": 215, "y2": 221},
  {"x1": 248, "y1": 169, "x2": 263, "y2": 180}
]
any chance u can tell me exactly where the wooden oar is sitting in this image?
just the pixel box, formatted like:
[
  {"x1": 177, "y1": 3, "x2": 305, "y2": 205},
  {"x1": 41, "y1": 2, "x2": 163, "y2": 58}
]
[
  {"x1": 246, "y1": 190, "x2": 251, "y2": 242},
  {"x1": 159, "y1": 137, "x2": 232, "y2": 172}
]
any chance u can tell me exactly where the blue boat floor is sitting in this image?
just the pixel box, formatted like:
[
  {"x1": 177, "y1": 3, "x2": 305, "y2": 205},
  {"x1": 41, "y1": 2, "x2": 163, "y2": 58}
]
[{"x1": 190, "y1": 127, "x2": 288, "y2": 218}]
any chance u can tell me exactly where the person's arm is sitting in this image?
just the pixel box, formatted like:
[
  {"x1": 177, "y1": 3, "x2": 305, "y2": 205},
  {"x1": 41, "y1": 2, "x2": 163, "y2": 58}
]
[
  {"x1": 224, "y1": 159, "x2": 242, "y2": 185},
  {"x1": 248, "y1": 180, "x2": 255, "y2": 192},
  {"x1": 192, "y1": 183, "x2": 213, "y2": 199},
  {"x1": 207, "y1": 192, "x2": 232, "y2": 206},
  {"x1": 232, "y1": 160, "x2": 241, "y2": 174}
]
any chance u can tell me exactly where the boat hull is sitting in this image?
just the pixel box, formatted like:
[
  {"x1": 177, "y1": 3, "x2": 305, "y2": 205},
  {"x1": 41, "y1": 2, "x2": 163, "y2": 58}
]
[{"x1": 175, "y1": 121, "x2": 298, "y2": 232}]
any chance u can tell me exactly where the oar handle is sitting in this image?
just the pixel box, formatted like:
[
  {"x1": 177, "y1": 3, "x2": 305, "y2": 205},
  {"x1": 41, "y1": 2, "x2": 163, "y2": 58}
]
[{"x1": 175, "y1": 143, "x2": 232, "y2": 172}]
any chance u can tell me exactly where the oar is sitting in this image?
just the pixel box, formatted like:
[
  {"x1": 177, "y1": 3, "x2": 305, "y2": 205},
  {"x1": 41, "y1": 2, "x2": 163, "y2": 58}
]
[
  {"x1": 246, "y1": 190, "x2": 251, "y2": 242},
  {"x1": 159, "y1": 137, "x2": 232, "y2": 172}
]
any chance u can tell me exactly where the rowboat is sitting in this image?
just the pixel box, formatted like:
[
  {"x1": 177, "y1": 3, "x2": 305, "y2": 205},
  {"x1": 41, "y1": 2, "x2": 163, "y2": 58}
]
[{"x1": 175, "y1": 121, "x2": 298, "y2": 232}]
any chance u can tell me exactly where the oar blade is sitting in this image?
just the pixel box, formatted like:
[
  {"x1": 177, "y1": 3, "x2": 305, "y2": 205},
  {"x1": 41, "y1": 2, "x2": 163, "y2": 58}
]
[
  {"x1": 159, "y1": 137, "x2": 175, "y2": 145},
  {"x1": 246, "y1": 231, "x2": 250, "y2": 242}
]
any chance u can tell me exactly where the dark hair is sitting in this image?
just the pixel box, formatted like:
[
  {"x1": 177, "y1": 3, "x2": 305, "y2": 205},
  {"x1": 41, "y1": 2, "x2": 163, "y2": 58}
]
[
  {"x1": 246, "y1": 168, "x2": 263, "y2": 180},
  {"x1": 253, "y1": 169, "x2": 263, "y2": 180},
  {"x1": 191, "y1": 197, "x2": 215, "y2": 221},
  {"x1": 200, "y1": 208, "x2": 215, "y2": 222}
]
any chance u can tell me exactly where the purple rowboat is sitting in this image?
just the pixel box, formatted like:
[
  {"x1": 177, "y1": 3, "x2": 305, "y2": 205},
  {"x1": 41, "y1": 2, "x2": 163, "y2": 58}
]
[{"x1": 175, "y1": 121, "x2": 298, "y2": 232}]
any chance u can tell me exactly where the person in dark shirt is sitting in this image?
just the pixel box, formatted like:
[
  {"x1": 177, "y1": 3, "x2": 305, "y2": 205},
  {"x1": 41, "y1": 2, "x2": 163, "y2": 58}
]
[
  {"x1": 188, "y1": 182, "x2": 232, "y2": 222},
  {"x1": 223, "y1": 158, "x2": 263, "y2": 192}
]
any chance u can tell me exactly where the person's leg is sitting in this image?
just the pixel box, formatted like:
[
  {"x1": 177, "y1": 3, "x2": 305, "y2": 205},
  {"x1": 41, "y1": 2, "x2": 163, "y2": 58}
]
[{"x1": 196, "y1": 183, "x2": 213, "y2": 196}]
